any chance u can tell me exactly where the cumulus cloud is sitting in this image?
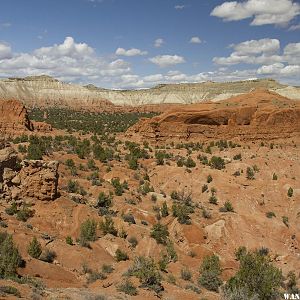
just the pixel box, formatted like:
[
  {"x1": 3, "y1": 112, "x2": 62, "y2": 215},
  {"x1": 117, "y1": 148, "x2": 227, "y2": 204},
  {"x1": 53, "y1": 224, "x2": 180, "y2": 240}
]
[
  {"x1": 154, "y1": 38, "x2": 164, "y2": 48},
  {"x1": 115, "y1": 47, "x2": 148, "y2": 56},
  {"x1": 0, "y1": 42, "x2": 12, "y2": 59},
  {"x1": 211, "y1": 0, "x2": 300, "y2": 26},
  {"x1": 189, "y1": 37, "x2": 201, "y2": 44},
  {"x1": 0, "y1": 37, "x2": 130, "y2": 82},
  {"x1": 213, "y1": 38, "x2": 281, "y2": 65},
  {"x1": 149, "y1": 55, "x2": 185, "y2": 67}
]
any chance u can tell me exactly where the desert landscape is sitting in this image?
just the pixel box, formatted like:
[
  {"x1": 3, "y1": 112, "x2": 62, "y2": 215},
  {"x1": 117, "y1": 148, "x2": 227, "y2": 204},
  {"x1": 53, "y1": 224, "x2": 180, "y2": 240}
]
[
  {"x1": 1, "y1": 0, "x2": 300, "y2": 299},
  {"x1": 0, "y1": 80, "x2": 299, "y2": 299}
]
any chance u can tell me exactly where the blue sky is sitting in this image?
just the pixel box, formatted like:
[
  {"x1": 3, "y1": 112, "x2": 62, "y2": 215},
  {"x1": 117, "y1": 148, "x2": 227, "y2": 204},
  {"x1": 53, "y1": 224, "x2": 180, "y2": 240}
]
[{"x1": 0, "y1": 0, "x2": 299, "y2": 88}]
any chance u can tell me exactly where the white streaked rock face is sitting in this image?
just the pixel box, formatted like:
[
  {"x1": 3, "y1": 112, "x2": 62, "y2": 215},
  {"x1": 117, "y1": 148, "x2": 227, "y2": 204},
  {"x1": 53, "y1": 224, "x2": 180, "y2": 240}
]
[{"x1": 0, "y1": 76, "x2": 299, "y2": 108}]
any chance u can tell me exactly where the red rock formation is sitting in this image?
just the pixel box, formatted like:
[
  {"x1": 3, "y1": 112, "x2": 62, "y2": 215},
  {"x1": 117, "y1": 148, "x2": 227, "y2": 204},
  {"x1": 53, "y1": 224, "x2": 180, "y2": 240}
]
[
  {"x1": 126, "y1": 89, "x2": 300, "y2": 142},
  {"x1": 0, "y1": 99, "x2": 33, "y2": 134}
]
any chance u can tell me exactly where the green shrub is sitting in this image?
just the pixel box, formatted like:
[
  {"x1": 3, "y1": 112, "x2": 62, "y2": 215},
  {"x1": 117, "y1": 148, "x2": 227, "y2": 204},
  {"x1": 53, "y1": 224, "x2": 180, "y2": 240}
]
[
  {"x1": 198, "y1": 254, "x2": 222, "y2": 292},
  {"x1": 181, "y1": 267, "x2": 192, "y2": 281},
  {"x1": 0, "y1": 286, "x2": 21, "y2": 297},
  {"x1": 210, "y1": 156, "x2": 225, "y2": 170},
  {"x1": 166, "y1": 240, "x2": 177, "y2": 262},
  {"x1": 66, "y1": 236, "x2": 73, "y2": 245},
  {"x1": 99, "y1": 216, "x2": 117, "y2": 236},
  {"x1": 185, "y1": 157, "x2": 196, "y2": 168},
  {"x1": 287, "y1": 187, "x2": 293, "y2": 197},
  {"x1": 272, "y1": 173, "x2": 278, "y2": 180},
  {"x1": 122, "y1": 214, "x2": 136, "y2": 224},
  {"x1": 96, "y1": 192, "x2": 112, "y2": 208},
  {"x1": 246, "y1": 167, "x2": 255, "y2": 180},
  {"x1": 27, "y1": 236, "x2": 42, "y2": 259},
  {"x1": 67, "y1": 180, "x2": 79, "y2": 193},
  {"x1": 282, "y1": 216, "x2": 289, "y2": 227},
  {"x1": 128, "y1": 236, "x2": 138, "y2": 248},
  {"x1": 150, "y1": 223, "x2": 169, "y2": 245},
  {"x1": 233, "y1": 153, "x2": 242, "y2": 160},
  {"x1": 266, "y1": 211, "x2": 276, "y2": 219},
  {"x1": 127, "y1": 256, "x2": 162, "y2": 293},
  {"x1": 5, "y1": 202, "x2": 18, "y2": 216},
  {"x1": 161, "y1": 201, "x2": 169, "y2": 217},
  {"x1": 219, "y1": 201, "x2": 234, "y2": 212},
  {"x1": 207, "y1": 174, "x2": 213, "y2": 183},
  {"x1": 202, "y1": 184, "x2": 208, "y2": 193},
  {"x1": 209, "y1": 195, "x2": 218, "y2": 205},
  {"x1": 115, "y1": 249, "x2": 129, "y2": 261},
  {"x1": 172, "y1": 203, "x2": 191, "y2": 224},
  {"x1": 0, "y1": 232, "x2": 22, "y2": 278},
  {"x1": 79, "y1": 219, "x2": 97, "y2": 247},
  {"x1": 101, "y1": 264, "x2": 114, "y2": 274},
  {"x1": 223, "y1": 249, "x2": 282, "y2": 300},
  {"x1": 117, "y1": 279, "x2": 138, "y2": 296}
]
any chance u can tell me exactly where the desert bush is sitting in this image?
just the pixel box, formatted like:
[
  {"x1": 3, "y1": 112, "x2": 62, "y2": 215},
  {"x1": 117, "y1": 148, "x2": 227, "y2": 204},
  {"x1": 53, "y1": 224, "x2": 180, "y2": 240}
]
[
  {"x1": 161, "y1": 201, "x2": 169, "y2": 217},
  {"x1": 223, "y1": 248, "x2": 282, "y2": 300},
  {"x1": 128, "y1": 236, "x2": 138, "y2": 248},
  {"x1": 0, "y1": 286, "x2": 21, "y2": 297},
  {"x1": 0, "y1": 232, "x2": 22, "y2": 278},
  {"x1": 39, "y1": 249, "x2": 56, "y2": 263},
  {"x1": 282, "y1": 216, "x2": 289, "y2": 227},
  {"x1": 246, "y1": 167, "x2": 255, "y2": 180},
  {"x1": 115, "y1": 249, "x2": 129, "y2": 261},
  {"x1": 209, "y1": 195, "x2": 218, "y2": 205},
  {"x1": 27, "y1": 237, "x2": 42, "y2": 259},
  {"x1": 5, "y1": 202, "x2": 18, "y2": 216},
  {"x1": 166, "y1": 240, "x2": 177, "y2": 262},
  {"x1": 181, "y1": 267, "x2": 192, "y2": 281},
  {"x1": 96, "y1": 192, "x2": 113, "y2": 209},
  {"x1": 210, "y1": 156, "x2": 225, "y2": 170},
  {"x1": 122, "y1": 214, "x2": 136, "y2": 224},
  {"x1": 272, "y1": 173, "x2": 278, "y2": 180},
  {"x1": 172, "y1": 203, "x2": 191, "y2": 224},
  {"x1": 207, "y1": 174, "x2": 213, "y2": 183},
  {"x1": 185, "y1": 157, "x2": 196, "y2": 168},
  {"x1": 99, "y1": 216, "x2": 117, "y2": 236},
  {"x1": 127, "y1": 256, "x2": 162, "y2": 293},
  {"x1": 117, "y1": 279, "x2": 138, "y2": 296},
  {"x1": 67, "y1": 180, "x2": 79, "y2": 193},
  {"x1": 101, "y1": 264, "x2": 114, "y2": 274},
  {"x1": 266, "y1": 211, "x2": 276, "y2": 219},
  {"x1": 219, "y1": 201, "x2": 234, "y2": 212},
  {"x1": 66, "y1": 236, "x2": 73, "y2": 245},
  {"x1": 79, "y1": 219, "x2": 97, "y2": 247},
  {"x1": 287, "y1": 187, "x2": 293, "y2": 197},
  {"x1": 233, "y1": 153, "x2": 242, "y2": 160},
  {"x1": 150, "y1": 223, "x2": 169, "y2": 245},
  {"x1": 198, "y1": 254, "x2": 222, "y2": 292}
]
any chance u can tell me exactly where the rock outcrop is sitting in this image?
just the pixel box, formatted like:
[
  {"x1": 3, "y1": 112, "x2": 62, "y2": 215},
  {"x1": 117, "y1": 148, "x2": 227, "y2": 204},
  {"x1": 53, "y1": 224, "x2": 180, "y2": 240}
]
[
  {"x1": 0, "y1": 99, "x2": 34, "y2": 134},
  {"x1": 0, "y1": 99, "x2": 52, "y2": 136},
  {"x1": 126, "y1": 89, "x2": 300, "y2": 142},
  {"x1": 0, "y1": 146, "x2": 59, "y2": 201},
  {"x1": 0, "y1": 76, "x2": 299, "y2": 108}
]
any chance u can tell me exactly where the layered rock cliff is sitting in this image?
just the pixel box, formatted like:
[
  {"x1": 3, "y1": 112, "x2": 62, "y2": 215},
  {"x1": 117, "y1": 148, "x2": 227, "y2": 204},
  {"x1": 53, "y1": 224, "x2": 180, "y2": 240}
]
[
  {"x1": 126, "y1": 89, "x2": 300, "y2": 142},
  {"x1": 0, "y1": 75, "x2": 299, "y2": 108},
  {"x1": 0, "y1": 99, "x2": 52, "y2": 136}
]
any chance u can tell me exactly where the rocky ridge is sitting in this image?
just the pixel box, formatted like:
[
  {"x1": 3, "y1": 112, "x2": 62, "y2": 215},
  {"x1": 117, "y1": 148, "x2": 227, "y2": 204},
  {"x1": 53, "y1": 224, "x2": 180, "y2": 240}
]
[
  {"x1": 0, "y1": 76, "x2": 299, "y2": 108},
  {"x1": 126, "y1": 89, "x2": 300, "y2": 143}
]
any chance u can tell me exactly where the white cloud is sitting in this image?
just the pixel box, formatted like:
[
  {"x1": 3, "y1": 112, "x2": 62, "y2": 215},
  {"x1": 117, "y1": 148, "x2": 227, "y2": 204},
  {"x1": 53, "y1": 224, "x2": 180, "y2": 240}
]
[
  {"x1": 0, "y1": 37, "x2": 131, "y2": 82},
  {"x1": 115, "y1": 47, "x2": 148, "y2": 56},
  {"x1": 0, "y1": 22, "x2": 11, "y2": 29},
  {"x1": 175, "y1": 5, "x2": 185, "y2": 10},
  {"x1": 257, "y1": 63, "x2": 285, "y2": 74},
  {"x1": 144, "y1": 74, "x2": 164, "y2": 82},
  {"x1": 149, "y1": 55, "x2": 185, "y2": 67},
  {"x1": 154, "y1": 38, "x2": 164, "y2": 48},
  {"x1": 283, "y1": 42, "x2": 300, "y2": 64},
  {"x1": 0, "y1": 42, "x2": 12, "y2": 59},
  {"x1": 211, "y1": 0, "x2": 300, "y2": 26},
  {"x1": 288, "y1": 24, "x2": 300, "y2": 31},
  {"x1": 189, "y1": 37, "x2": 201, "y2": 44},
  {"x1": 213, "y1": 38, "x2": 281, "y2": 65}
]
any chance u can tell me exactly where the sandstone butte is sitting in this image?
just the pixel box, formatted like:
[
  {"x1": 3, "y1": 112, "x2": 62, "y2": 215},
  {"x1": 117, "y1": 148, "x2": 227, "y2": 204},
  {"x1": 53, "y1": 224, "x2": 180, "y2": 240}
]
[
  {"x1": 126, "y1": 89, "x2": 300, "y2": 143},
  {"x1": 0, "y1": 99, "x2": 52, "y2": 137}
]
